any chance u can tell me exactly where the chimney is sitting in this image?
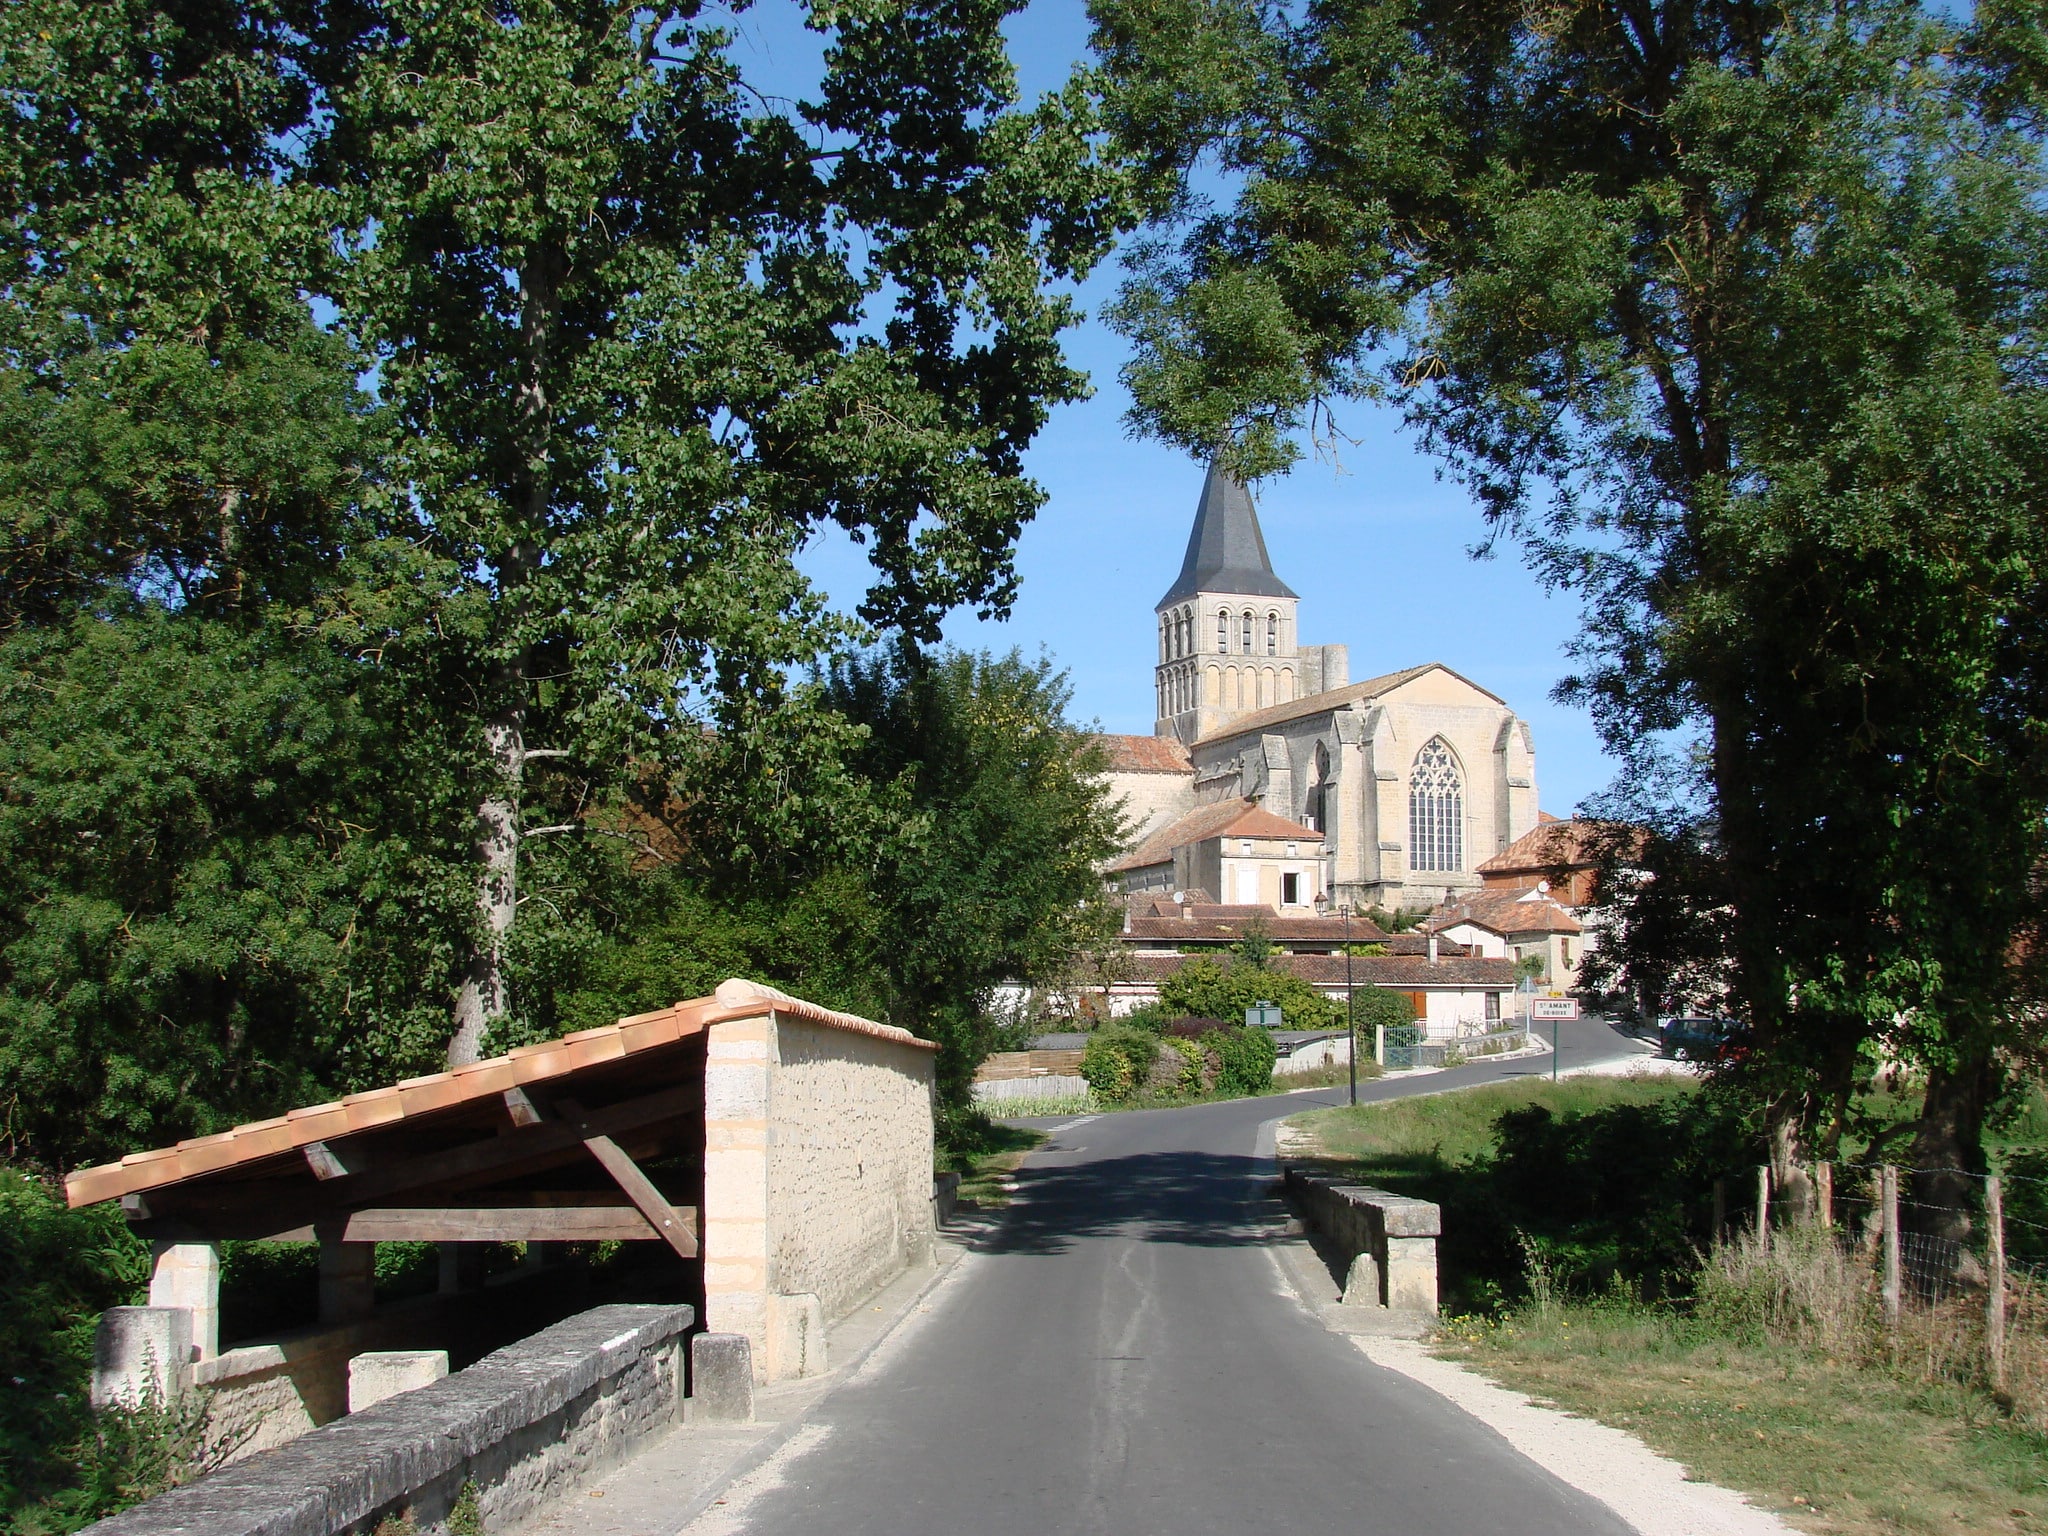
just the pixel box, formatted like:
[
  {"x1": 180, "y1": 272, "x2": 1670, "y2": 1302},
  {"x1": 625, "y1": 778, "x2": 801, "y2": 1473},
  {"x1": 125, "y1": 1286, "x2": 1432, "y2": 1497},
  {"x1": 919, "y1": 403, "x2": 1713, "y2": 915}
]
[{"x1": 1428, "y1": 932, "x2": 1439, "y2": 964}]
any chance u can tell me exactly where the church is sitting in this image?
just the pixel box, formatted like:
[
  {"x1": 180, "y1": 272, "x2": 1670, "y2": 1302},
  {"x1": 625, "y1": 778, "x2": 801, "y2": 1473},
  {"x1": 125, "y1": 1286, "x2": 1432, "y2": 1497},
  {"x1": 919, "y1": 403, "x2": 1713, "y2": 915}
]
[{"x1": 1102, "y1": 465, "x2": 1541, "y2": 915}]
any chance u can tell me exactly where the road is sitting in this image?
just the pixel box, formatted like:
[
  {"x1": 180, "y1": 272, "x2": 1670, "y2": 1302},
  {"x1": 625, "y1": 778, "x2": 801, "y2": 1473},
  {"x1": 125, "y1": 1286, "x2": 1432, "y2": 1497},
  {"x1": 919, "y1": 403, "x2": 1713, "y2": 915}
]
[{"x1": 703, "y1": 1017, "x2": 1656, "y2": 1536}]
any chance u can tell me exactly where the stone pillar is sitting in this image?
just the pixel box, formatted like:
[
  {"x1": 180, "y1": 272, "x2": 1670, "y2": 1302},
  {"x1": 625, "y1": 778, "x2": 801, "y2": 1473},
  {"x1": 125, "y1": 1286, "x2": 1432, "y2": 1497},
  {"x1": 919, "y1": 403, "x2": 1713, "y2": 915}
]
[
  {"x1": 92, "y1": 1306, "x2": 193, "y2": 1409},
  {"x1": 689, "y1": 1332, "x2": 755, "y2": 1424},
  {"x1": 702, "y1": 1008, "x2": 774, "y2": 1382},
  {"x1": 148, "y1": 1240, "x2": 220, "y2": 1361},
  {"x1": 347, "y1": 1349, "x2": 448, "y2": 1413},
  {"x1": 319, "y1": 1231, "x2": 376, "y2": 1324}
]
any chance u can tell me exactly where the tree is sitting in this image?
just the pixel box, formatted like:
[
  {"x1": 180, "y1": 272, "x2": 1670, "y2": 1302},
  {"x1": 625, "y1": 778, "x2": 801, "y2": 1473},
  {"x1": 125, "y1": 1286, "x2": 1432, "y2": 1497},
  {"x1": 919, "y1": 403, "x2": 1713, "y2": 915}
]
[
  {"x1": 321, "y1": 0, "x2": 1124, "y2": 1063},
  {"x1": 1091, "y1": 0, "x2": 2048, "y2": 1207}
]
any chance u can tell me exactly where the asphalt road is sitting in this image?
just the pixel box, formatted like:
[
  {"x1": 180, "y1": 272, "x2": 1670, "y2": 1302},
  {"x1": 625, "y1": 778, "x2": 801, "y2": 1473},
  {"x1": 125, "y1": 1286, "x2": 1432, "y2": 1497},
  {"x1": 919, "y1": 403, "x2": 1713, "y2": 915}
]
[{"x1": 707, "y1": 1018, "x2": 1655, "y2": 1536}]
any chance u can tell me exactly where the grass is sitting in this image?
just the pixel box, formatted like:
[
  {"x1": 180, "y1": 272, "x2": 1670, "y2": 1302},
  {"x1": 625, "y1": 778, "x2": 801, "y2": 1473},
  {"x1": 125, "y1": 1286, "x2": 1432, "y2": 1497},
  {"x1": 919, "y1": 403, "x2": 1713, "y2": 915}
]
[
  {"x1": 1438, "y1": 1303, "x2": 2048, "y2": 1536},
  {"x1": 946, "y1": 1119, "x2": 1048, "y2": 1210},
  {"x1": 1293, "y1": 1072, "x2": 1694, "y2": 1172},
  {"x1": 1287, "y1": 1077, "x2": 2048, "y2": 1536}
]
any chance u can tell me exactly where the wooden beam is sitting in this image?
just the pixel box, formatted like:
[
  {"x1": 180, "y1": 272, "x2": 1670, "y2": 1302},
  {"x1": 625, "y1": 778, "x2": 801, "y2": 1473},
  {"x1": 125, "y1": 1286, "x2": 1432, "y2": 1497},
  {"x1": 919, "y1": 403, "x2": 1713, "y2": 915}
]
[
  {"x1": 502, "y1": 1086, "x2": 546, "y2": 1128},
  {"x1": 340, "y1": 1204, "x2": 686, "y2": 1243},
  {"x1": 303, "y1": 1140, "x2": 356, "y2": 1180},
  {"x1": 560, "y1": 1098, "x2": 699, "y2": 1260},
  {"x1": 123, "y1": 1081, "x2": 704, "y2": 1240}
]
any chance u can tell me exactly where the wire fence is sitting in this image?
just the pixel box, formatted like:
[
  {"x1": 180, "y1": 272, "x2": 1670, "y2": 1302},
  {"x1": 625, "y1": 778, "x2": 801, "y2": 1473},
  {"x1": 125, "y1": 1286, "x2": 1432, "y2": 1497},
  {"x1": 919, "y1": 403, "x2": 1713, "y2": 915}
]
[{"x1": 1714, "y1": 1157, "x2": 2046, "y2": 1424}]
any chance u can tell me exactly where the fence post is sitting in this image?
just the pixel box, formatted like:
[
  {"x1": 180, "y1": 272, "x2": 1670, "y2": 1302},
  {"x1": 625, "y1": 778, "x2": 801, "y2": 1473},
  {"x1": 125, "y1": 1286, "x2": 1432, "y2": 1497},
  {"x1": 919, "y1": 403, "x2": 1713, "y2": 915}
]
[
  {"x1": 1374, "y1": 1024, "x2": 1385, "y2": 1067},
  {"x1": 1881, "y1": 1164, "x2": 1902, "y2": 1331},
  {"x1": 1987, "y1": 1173, "x2": 2007, "y2": 1395},
  {"x1": 1816, "y1": 1161, "x2": 1833, "y2": 1229},
  {"x1": 1756, "y1": 1166, "x2": 1772, "y2": 1251},
  {"x1": 1712, "y1": 1177, "x2": 1727, "y2": 1242}
]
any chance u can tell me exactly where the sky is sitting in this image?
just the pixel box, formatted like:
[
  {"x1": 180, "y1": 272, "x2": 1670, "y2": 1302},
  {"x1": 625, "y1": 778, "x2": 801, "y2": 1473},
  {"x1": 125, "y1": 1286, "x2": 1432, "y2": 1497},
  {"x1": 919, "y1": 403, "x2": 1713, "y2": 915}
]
[{"x1": 725, "y1": 0, "x2": 1617, "y2": 815}]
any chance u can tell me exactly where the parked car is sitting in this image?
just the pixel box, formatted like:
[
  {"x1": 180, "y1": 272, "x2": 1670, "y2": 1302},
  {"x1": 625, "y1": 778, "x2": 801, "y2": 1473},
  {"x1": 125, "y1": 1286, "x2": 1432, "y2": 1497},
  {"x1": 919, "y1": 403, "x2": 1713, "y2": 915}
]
[{"x1": 1659, "y1": 1015, "x2": 1736, "y2": 1060}]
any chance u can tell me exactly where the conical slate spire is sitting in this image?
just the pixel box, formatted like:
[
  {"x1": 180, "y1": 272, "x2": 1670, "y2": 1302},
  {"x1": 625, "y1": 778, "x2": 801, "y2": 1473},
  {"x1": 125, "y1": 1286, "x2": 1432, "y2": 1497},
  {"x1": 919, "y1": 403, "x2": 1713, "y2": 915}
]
[{"x1": 1156, "y1": 462, "x2": 1298, "y2": 607}]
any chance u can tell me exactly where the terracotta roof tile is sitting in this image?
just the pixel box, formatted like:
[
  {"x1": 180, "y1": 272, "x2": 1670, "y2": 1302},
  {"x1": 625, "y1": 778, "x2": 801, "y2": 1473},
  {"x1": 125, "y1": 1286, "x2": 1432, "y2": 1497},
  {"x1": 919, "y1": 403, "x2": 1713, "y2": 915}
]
[
  {"x1": 1476, "y1": 818, "x2": 1645, "y2": 875},
  {"x1": 1190, "y1": 661, "x2": 1507, "y2": 745},
  {"x1": 1105, "y1": 798, "x2": 1322, "y2": 873},
  {"x1": 1098, "y1": 734, "x2": 1194, "y2": 774},
  {"x1": 1423, "y1": 886, "x2": 1583, "y2": 936},
  {"x1": 65, "y1": 979, "x2": 931, "y2": 1210}
]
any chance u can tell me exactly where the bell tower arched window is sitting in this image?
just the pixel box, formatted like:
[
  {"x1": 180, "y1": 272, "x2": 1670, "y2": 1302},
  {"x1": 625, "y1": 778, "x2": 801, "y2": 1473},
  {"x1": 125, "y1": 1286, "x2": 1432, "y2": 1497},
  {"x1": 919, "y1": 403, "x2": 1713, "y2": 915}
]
[
  {"x1": 1241, "y1": 611, "x2": 1253, "y2": 652},
  {"x1": 1267, "y1": 612, "x2": 1278, "y2": 655},
  {"x1": 1217, "y1": 610, "x2": 1228, "y2": 651},
  {"x1": 1409, "y1": 738, "x2": 1464, "y2": 871}
]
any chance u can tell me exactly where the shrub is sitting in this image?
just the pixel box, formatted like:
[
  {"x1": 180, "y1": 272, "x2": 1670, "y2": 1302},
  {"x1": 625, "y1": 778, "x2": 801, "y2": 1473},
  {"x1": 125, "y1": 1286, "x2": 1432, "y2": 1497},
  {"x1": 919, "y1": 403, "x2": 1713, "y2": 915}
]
[
  {"x1": 1206, "y1": 1026, "x2": 1278, "y2": 1096},
  {"x1": 1159, "y1": 957, "x2": 1341, "y2": 1031},
  {"x1": 1352, "y1": 987, "x2": 1415, "y2": 1037},
  {"x1": 1079, "y1": 1029, "x2": 1162, "y2": 1102},
  {"x1": 1161, "y1": 1016, "x2": 1230, "y2": 1039},
  {"x1": 0, "y1": 1166, "x2": 151, "y2": 1523},
  {"x1": 1161, "y1": 1036, "x2": 1205, "y2": 1094}
]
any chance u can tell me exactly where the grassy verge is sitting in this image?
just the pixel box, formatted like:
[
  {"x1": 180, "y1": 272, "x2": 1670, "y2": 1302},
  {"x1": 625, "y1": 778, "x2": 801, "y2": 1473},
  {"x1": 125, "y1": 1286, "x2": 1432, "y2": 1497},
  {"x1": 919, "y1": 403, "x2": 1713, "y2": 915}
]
[
  {"x1": 1437, "y1": 1304, "x2": 2048, "y2": 1535},
  {"x1": 943, "y1": 1117, "x2": 1048, "y2": 1210},
  {"x1": 1287, "y1": 1079, "x2": 2048, "y2": 1536}
]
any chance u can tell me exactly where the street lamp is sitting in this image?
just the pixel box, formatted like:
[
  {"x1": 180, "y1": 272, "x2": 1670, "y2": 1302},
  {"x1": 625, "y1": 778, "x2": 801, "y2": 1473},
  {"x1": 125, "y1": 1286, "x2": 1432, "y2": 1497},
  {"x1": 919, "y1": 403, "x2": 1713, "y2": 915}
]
[{"x1": 1315, "y1": 883, "x2": 1358, "y2": 1106}]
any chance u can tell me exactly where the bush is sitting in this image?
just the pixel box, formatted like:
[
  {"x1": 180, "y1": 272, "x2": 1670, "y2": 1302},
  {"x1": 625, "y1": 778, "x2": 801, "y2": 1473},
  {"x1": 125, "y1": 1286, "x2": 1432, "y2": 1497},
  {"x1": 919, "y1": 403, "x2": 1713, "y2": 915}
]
[
  {"x1": 1159, "y1": 957, "x2": 1341, "y2": 1031},
  {"x1": 1161, "y1": 1016, "x2": 1230, "y2": 1039},
  {"x1": 1079, "y1": 1029, "x2": 1163, "y2": 1102},
  {"x1": 1161, "y1": 1036, "x2": 1205, "y2": 1094},
  {"x1": 1206, "y1": 1026, "x2": 1277, "y2": 1096},
  {"x1": 1352, "y1": 986, "x2": 1416, "y2": 1036}
]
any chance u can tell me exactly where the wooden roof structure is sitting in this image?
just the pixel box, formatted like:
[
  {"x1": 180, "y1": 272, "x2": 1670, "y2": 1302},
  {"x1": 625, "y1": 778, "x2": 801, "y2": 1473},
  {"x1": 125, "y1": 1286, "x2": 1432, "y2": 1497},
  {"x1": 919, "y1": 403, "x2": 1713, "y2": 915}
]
[{"x1": 65, "y1": 980, "x2": 927, "y2": 1262}]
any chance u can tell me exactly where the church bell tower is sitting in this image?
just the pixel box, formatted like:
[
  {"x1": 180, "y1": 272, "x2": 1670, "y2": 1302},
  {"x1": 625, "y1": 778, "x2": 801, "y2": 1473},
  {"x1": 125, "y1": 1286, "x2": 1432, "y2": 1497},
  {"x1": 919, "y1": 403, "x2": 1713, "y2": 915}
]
[{"x1": 1154, "y1": 465, "x2": 1302, "y2": 742}]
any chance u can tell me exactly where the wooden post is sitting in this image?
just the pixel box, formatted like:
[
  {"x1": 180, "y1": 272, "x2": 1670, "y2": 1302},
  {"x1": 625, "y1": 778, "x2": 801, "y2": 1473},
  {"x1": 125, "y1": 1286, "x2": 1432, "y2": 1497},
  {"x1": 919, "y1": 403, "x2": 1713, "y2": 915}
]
[
  {"x1": 1757, "y1": 1165, "x2": 1772, "y2": 1252},
  {"x1": 1987, "y1": 1173, "x2": 2007, "y2": 1394},
  {"x1": 1816, "y1": 1161, "x2": 1833, "y2": 1229},
  {"x1": 1712, "y1": 1177, "x2": 1727, "y2": 1242},
  {"x1": 1880, "y1": 1164, "x2": 1902, "y2": 1331}
]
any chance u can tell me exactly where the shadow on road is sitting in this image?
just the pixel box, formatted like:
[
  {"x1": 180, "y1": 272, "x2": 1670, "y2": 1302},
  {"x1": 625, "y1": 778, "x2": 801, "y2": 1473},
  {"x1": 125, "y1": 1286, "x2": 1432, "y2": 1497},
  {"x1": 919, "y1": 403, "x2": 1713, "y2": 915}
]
[{"x1": 967, "y1": 1150, "x2": 1276, "y2": 1258}]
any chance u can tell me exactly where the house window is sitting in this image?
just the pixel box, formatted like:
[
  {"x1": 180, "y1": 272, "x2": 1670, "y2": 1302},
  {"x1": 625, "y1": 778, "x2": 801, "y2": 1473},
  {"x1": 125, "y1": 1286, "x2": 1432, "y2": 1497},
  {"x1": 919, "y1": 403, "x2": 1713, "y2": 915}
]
[
  {"x1": 1561, "y1": 939, "x2": 1573, "y2": 967},
  {"x1": 1241, "y1": 611, "x2": 1253, "y2": 652},
  {"x1": 1267, "y1": 613, "x2": 1278, "y2": 654},
  {"x1": 1282, "y1": 872, "x2": 1300, "y2": 906},
  {"x1": 1408, "y1": 737, "x2": 1464, "y2": 871},
  {"x1": 1485, "y1": 992, "x2": 1501, "y2": 1021}
]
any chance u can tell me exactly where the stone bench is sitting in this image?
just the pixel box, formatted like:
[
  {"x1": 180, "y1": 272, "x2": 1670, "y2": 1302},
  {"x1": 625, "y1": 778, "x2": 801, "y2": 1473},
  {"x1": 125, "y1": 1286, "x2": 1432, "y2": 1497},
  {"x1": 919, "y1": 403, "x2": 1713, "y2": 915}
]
[{"x1": 1284, "y1": 1168, "x2": 1441, "y2": 1315}]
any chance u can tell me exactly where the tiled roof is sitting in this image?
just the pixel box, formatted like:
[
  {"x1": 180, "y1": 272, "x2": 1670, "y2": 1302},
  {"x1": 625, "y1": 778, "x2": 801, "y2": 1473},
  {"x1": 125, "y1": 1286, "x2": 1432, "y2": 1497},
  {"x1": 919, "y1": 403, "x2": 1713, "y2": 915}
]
[
  {"x1": 1476, "y1": 818, "x2": 1644, "y2": 875},
  {"x1": 1192, "y1": 661, "x2": 1507, "y2": 745},
  {"x1": 1106, "y1": 799, "x2": 1323, "y2": 873},
  {"x1": 1097, "y1": 734, "x2": 1194, "y2": 774},
  {"x1": 1423, "y1": 887, "x2": 1583, "y2": 937},
  {"x1": 1108, "y1": 953, "x2": 1518, "y2": 988},
  {"x1": 1123, "y1": 911, "x2": 1393, "y2": 945},
  {"x1": 64, "y1": 979, "x2": 928, "y2": 1210}
]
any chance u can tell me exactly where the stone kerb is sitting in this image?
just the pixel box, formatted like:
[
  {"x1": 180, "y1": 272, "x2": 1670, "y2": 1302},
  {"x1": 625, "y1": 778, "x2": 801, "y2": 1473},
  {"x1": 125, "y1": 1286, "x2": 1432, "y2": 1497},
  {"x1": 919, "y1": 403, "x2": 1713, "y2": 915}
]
[
  {"x1": 77, "y1": 1303, "x2": 691, "y2": 1536},
  {"x1": 1285, "y1": 1168, "x2": 1441, "y2": 1315}
]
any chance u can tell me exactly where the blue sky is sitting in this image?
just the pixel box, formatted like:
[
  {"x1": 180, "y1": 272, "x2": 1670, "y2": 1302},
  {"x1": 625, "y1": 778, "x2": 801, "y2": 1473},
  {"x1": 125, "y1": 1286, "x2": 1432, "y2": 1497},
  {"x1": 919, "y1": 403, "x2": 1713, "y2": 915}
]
[{"x1": 726, "y1": 0, "x2": 1616, "y2": 814}]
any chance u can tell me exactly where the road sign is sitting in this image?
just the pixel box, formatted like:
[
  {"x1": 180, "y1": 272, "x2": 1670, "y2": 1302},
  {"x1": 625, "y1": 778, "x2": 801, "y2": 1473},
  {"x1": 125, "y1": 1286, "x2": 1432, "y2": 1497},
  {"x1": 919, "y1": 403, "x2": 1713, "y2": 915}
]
[
  {"x1": 1245, "y1": 1001, "x2": 1283, "y2": 1028},
  {"x1": 1529, "y1": 998, "x2": 1580, "y2": 1021}
]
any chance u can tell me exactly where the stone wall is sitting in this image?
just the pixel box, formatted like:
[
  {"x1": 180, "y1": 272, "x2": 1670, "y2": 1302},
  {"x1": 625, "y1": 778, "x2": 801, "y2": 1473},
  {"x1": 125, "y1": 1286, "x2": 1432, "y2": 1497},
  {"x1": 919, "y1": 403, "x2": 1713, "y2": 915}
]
[
  {"x1": 80, "y1": 1304, "x2": 690, "y2": 1536},
  {"x1": 702, "y1": 980, "x2": 937, "y2": 1384}
]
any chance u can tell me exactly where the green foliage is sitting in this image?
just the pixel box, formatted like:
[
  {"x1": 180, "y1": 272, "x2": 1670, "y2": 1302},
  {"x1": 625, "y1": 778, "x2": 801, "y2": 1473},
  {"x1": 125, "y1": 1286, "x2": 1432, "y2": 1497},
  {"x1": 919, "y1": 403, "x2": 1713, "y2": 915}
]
[
  {"x1": 1298, "y1": 1078, "x2": 1751, "y2": 1311},
  {"x1": 1093, "y1": 0, "x2": 2048, "y2": 1178},
  {"x1": 1159, "y1": 957, "x2": 1340, "y2": 1031},
  {"x1": 0, "y1": 1167, "x2": 149, "y2": 1524},
  {"x1": 1350, "y1": 987, "x2": 1415, "y2": 1038},
  {"x1": 1161, "y1": 1035, "x2": 1206, "y2": 1095},
  {"x1": 1206, "y1": 1025, "x2": 1276, "y2": 1097},
  {"x1": 447, "y1": 1481, "x2": 484, "y2": 1536},
  {"x1": 1080, "y1": 1028, "x2": 1163, "y2": 1102}
]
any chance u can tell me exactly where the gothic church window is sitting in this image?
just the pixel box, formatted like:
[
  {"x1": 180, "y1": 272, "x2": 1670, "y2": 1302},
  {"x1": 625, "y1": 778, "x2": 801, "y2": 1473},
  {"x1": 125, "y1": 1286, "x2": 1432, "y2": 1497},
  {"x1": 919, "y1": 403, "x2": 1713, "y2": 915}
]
[{"x1": 1409, "y1": 738, "x2": 1464, "y2": 871}]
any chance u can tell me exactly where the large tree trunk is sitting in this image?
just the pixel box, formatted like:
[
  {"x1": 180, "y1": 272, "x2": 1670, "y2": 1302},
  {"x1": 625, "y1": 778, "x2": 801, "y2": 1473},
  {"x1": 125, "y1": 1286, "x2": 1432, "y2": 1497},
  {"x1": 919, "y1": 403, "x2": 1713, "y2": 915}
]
[
  {"x1": 1908, "y1": 1049, "x2": 1995, "y2": 1270},
  {"x1": 449, "y1": 713, "x2": 522, "y2": 1066}
]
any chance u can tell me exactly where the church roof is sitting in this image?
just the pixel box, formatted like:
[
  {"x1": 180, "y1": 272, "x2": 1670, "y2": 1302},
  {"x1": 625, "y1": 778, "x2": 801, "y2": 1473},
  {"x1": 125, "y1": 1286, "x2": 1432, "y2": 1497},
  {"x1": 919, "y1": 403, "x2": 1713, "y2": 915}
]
[
  {"x1": 1191, "y1": 661, "x2": 1505, "y2": 746},
  {"x1": 1097, "y1": 734, "x2": 1194, "y2": 774},
  {"x1": 1157, "y1": 463, "x2": 1299, "y2": 607}
]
